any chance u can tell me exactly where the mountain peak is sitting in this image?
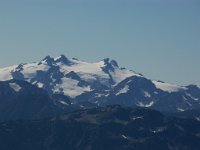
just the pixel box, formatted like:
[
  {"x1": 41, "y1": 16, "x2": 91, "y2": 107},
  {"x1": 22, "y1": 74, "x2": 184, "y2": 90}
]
[
  {"x1": 39, "y1": 55, "x2": 55, "y2": 65},
  {"x1": 103, "y1": 58, "x2": 119, "y2": 68},
  {"x1": 56, "y1": 54, "x2": 67, "y2": 60},
  {"x1": 42, "y1": 55, "x2": 54, "y2": 61},
  {"x1": 54, "y1": 54, "x2": 72, "y2": 65}
]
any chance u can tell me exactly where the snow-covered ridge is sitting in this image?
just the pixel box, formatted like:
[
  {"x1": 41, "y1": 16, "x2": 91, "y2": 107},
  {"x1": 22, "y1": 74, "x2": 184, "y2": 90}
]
[
  {"x1": 152, "y1": 81, "x2": 187, "y2": 93},
  {"x1": 0, "y1": 65, "x2": 17, "y2": 81}
]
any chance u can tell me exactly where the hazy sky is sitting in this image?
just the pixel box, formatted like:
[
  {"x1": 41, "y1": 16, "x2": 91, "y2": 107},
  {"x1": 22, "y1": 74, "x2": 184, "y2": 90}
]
[{"x1": 0, "y1": 0, "x2": 199, "y2": 86}]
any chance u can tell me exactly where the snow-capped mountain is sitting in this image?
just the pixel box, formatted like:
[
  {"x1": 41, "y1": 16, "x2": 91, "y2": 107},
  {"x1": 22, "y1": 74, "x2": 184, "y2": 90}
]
[
  {"x1": 0, "y1": 55, "x2": 200, "y2": 113},
  {"x1": 0, "y1": 55, "x2": 140, "y2": 97}
]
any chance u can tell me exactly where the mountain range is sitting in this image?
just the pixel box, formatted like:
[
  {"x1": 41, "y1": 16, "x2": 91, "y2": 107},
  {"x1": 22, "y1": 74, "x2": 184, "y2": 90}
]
[
  {"x1": 0, "y1": 55, "x2": 200, "y2": 149},
  {"x1": 0, "y1": 55, "x2": 200, "y2": 116}
]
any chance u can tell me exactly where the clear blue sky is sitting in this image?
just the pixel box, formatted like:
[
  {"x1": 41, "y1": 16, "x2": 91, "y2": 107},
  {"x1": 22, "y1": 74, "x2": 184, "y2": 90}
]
[{"x1": 0, "y1": 0, "x2": 199, "y2": 86}]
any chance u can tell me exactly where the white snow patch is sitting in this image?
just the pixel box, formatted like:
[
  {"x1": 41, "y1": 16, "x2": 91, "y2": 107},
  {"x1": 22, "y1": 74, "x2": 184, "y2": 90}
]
[
  {"x1": 154, "y1": 91, "x2": 158, "y2": 94},
  {"x1": 110, "y1": 69, "x2": 141, "y2": 85},
  {"x1": 127, "y1": 80, "x2": 132, "y2": 84},
  {"x1": 186, "y1": 101, "x2": 192, "y2": 106},
  {"x1": 131, "y1": 116, "x2": 144, "y2": 120},
  {"x1": 21, "y1": 63, "x2": 50, "y2": 79},
  {"x1": 144, "y1": 91, "x2": 151, "y2": 98},
  {"x1": 80, "y1": 105, "x2": 85, "y2": 108},
  {"x1": 95, "y1": 93, "x2": 109, "y2": 98},
  {"x1": 121, "y1": 135, "x2": 128, "y2": 140},
  {"x1": 177, "y1": 108, "x2": 185, "y2": 112},
  {"x1": 182, "y1": 96, "x2": 187, "y2": 101},
  {"x1": 151, "y1": 127, "x2": 166, "y2": 134},
  {"x1": 95, "y1": 93, "x2": 103, "y2": 98},
  {"x1": 116, "y1": 85, "x2": 129, "y2": 96},
  {"x1": 137, "y1": 101, "x2": 154, "y2": 107},
  {"x1": 54, "y1": 78, "x2": 91, "y2": 98},
  {"x1": 37, "y1": 82, "x2": 44, "y2": 88},
  {"x1": 153, "y1": 81, "x2": 187, "y2": 93},
  {"x1": 186, "y1": 93, "x2": 199, "y2": 101},
  {"x1": 104, "y1": 93, "x2": 110, "y2": 97},
  {"x1": 58, "y1": 60, "x2": 111, "y2": 85},
  {"x1": 59, "y1": 101, "x2": 69, "y2": 105},
  {"x1": 196, "y1": 117, "x2": 200, "y2": 121},
  {"x1": 60, "y1": 60, "x2": 108, "y2": 77},
  {"x1": 9, "y1": 83, "x2": 22, "y2": 92},
  {"x1": 0, "y1": 65, "x2": 17, "y2": 81}
]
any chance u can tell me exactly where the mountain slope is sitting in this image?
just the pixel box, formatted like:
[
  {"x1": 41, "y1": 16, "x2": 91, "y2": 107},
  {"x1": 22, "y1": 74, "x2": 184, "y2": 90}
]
[
  {"x1": 0, "y1": 79, "x2": 57, "y2": 121},
  {"x1": 0, "y1": 106, "x2": 200, "y2": 150}
]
